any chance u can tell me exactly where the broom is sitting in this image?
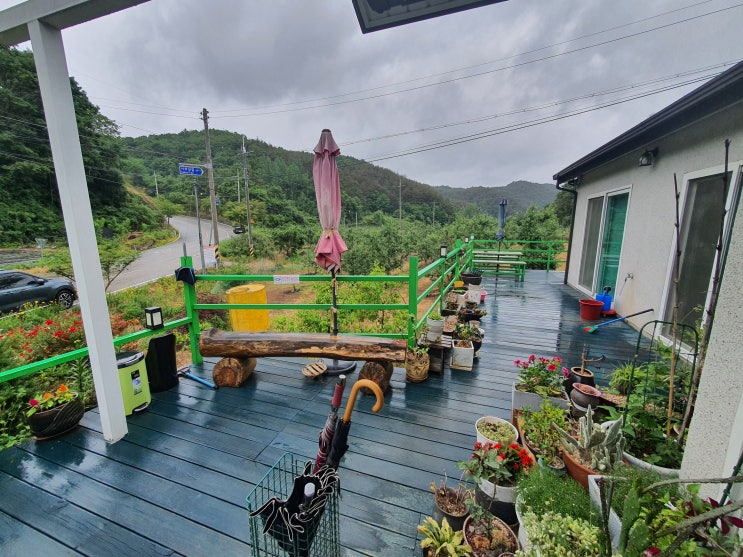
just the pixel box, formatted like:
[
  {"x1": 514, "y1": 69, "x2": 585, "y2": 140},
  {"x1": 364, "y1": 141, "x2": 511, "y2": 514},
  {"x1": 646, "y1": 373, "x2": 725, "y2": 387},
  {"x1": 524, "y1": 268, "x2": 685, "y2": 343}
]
[{"x1": 582, "y1": 308, "x2": 653, "y2": 333}]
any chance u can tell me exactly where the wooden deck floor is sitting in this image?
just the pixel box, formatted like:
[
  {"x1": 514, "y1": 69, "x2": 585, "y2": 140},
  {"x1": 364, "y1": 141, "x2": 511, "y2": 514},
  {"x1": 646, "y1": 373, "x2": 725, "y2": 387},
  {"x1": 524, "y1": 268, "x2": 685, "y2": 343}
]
[{"x1": 0, "y1": 271, "x2": 640, "y2": 556}]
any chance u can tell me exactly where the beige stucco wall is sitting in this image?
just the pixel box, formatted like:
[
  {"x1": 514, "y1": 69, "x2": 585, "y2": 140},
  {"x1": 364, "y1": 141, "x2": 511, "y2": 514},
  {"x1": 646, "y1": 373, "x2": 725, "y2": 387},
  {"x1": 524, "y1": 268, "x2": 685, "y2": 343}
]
[
  {"x1": 567, "y1": 105, "x2": 743, "y2": 330},
  {"x1": 564, "y1": 103, "x2": 743, "y2": 491}
]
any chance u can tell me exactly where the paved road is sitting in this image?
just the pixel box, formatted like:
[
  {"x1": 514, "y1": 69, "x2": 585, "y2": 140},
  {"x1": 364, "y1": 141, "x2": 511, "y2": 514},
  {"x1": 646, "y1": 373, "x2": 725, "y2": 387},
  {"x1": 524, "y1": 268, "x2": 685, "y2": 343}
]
[{"x1": 107, "y1": 216, "x2": 235, "y2": 292}]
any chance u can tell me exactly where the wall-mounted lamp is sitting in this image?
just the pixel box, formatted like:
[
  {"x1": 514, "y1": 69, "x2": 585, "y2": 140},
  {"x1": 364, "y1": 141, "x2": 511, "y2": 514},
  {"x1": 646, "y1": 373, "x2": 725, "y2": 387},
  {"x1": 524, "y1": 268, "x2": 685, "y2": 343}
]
[
  {"x1": 440, "y1": 245, "x2": 448, "y2": 258},
  {"x1": 145, "y1": 306, "x2": 163, "y2": 330},
  {"x1": 639, "y1": 148, "x2": 658, "y2": 167},
  {"x1": 464, "y1": 237, "x2": 469, "y2": 244},
  {"x1": 567, "y1": 175, "x2": 583, "y2": 187}
]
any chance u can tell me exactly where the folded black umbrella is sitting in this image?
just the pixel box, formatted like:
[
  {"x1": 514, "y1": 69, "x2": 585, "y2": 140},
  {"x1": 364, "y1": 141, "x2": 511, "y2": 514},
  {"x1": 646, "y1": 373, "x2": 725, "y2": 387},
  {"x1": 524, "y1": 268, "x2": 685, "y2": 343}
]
[{"x1": 249, "y1": 460, "x2": 339, "y2": 557}]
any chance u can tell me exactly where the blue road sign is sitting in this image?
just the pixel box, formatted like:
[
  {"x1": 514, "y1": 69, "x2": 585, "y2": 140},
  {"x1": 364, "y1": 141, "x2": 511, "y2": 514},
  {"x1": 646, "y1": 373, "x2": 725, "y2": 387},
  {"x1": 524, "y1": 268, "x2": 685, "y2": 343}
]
[{"x1": 179, "y1": 164, "x2": 204, "y2": 176}]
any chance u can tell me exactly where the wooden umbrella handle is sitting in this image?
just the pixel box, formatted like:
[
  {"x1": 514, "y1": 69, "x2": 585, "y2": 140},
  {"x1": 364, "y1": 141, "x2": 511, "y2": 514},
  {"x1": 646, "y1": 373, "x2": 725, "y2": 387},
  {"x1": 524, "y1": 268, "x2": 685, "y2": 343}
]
[{"x1": 342, "y1": 379, "x2": 384, "y2": 423}]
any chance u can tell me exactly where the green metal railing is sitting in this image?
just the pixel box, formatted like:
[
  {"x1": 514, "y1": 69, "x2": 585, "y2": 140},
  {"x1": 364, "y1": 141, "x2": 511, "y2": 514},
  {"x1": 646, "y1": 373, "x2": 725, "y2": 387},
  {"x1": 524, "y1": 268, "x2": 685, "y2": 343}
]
[{"x1": 0, "y1": 237, "x2": 563, "y2": 384}]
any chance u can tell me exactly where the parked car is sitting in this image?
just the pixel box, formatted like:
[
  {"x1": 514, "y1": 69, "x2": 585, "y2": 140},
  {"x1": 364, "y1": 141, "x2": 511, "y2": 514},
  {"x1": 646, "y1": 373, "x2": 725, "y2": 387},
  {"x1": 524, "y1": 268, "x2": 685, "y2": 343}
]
[
  {"x1": 233, "y1": 224, "x2": 246, "y2": 234},
  {"x1": 0, "y1": 270, "x2": 77, "y2": 313}
]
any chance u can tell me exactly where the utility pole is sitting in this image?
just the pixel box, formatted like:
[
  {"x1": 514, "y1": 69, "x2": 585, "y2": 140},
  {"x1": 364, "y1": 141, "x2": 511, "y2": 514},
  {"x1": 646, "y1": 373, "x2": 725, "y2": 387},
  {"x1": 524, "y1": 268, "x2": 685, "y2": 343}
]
[
  {"x1": 201, "y1": 108, "x2": 220, "y2": 266},
  {"x1": 153, "y1": 171, "x2": 159, "y2": 197},
  {"x1": 237, "y1": 170, "x2": 240, "y2": 203},
  {"x1": 242, "y1": 136, "x2": 255, "y2": 257},
  {"x1": 432, "y1": 201, "x2": 436, "y2": 226},
  {"x1": 193, "y1": 179, "x2": 206, "y2": 273},
  {"x1": 399, "y1": 177, "x2": 403, "y2": 234}
]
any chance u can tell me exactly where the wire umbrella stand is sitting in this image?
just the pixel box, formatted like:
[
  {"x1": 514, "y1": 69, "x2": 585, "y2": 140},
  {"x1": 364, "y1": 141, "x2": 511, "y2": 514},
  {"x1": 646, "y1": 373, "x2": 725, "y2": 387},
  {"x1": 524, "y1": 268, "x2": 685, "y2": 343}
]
[{"x1": 247, "y1": 453, "x2": 340, "y2": 557}]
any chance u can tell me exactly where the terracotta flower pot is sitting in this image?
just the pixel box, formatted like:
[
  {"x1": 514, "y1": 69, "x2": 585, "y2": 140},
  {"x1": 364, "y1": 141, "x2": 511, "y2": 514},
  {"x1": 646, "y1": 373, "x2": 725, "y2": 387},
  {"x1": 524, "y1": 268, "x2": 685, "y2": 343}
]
[{"x1": 561, "y1": 448, "x2": 595, "y2": 489}]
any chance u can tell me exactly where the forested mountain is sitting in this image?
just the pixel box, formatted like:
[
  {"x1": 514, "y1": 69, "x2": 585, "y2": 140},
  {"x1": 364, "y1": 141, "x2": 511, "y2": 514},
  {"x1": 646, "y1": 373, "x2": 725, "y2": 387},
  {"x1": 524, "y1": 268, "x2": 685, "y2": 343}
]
[
  {"x1": 0, "y1": 46, "x2": 160, "y2": 245},
  {"x1": 120, "y1": 129, "x2": 460, "y2": 229},
  {"x1": 1, "y1": 44, "x2": 556, "y2": 247},
  {"x1": 435, "y1": 181, "x2": 556, "y2": 216}
]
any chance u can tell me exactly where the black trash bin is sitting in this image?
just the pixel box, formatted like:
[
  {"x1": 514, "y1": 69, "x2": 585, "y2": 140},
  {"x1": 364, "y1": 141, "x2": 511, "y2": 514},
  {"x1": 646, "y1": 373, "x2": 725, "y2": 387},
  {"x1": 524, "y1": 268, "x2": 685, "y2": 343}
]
[{"x1": 145, "y1": 333, "x2": 179, "y2": 393}]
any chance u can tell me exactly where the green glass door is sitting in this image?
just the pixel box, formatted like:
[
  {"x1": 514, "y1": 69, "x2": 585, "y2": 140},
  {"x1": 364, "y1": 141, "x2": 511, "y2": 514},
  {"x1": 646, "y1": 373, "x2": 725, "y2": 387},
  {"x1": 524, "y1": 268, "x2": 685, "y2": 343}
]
[{"x1": 596, "y1": 193, "x2": 628, "y2": 293}]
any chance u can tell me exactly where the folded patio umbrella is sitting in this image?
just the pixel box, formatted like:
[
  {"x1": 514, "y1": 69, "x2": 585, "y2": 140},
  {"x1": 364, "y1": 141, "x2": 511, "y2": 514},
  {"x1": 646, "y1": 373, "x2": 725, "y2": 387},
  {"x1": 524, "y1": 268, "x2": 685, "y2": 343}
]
[
  {"x1": 327, "y1": 379, "x2": 384, "y2": 470},
  {"x1": 313, "y1": 129, "x2": 347, "y2": 274},
  {"x1": 314, "y1": 375, "x2": 346, "y2": 473},
  {"x1": 249, "y1": 460, "x2": 339, "y2": 557}
]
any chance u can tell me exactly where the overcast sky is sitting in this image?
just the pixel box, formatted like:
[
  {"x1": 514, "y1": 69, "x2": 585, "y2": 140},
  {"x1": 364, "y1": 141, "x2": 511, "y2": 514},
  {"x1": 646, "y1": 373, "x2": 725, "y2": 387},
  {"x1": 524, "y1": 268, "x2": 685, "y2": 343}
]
[{"x1": 5, "y1": 0, "x2": 743, "y2": 188}]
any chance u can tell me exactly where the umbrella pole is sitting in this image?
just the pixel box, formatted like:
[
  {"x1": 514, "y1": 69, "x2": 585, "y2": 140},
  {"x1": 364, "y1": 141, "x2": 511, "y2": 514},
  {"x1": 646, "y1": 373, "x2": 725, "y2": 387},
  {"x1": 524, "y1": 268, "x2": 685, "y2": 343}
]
[{"x1": 325, "y1": 269, "x2": 356, "y2": 376}]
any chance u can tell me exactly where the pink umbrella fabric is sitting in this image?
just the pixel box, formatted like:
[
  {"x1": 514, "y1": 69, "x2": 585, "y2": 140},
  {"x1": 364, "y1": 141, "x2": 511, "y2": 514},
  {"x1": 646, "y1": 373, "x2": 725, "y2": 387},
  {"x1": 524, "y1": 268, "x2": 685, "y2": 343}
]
[{"x1": 313, "y1": 129, "x2": 347, "y2": 273}]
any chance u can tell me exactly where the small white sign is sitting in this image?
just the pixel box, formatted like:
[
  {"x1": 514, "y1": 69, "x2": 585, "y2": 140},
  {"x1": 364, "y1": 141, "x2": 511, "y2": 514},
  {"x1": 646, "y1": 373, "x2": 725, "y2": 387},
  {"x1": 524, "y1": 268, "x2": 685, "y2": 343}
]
[
  {"x1": 273, "y1": 274, "x2": 300, "y2": 285},
  {"x1": 204, "y1": 245, "x2": 218, "y2": 267}
]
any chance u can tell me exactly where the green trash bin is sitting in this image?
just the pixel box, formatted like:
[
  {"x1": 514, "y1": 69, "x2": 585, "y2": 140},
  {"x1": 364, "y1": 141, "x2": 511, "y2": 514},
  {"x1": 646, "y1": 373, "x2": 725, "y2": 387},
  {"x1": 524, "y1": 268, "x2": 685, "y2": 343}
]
[{"x1": 116, "y1": 351, "x2": 151, "y2": 415}]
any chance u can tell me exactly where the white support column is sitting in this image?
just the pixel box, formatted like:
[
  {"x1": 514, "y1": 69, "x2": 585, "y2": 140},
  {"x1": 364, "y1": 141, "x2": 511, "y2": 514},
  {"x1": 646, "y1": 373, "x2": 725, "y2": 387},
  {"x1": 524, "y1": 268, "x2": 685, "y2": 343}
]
[{"x1": 28, "y1": 19, "x2": 127, "y2": 443}]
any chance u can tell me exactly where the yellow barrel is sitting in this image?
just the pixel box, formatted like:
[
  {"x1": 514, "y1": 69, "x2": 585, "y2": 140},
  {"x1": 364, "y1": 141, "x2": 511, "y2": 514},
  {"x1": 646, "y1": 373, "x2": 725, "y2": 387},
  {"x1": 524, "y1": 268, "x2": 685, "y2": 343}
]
[
  {"x1": 226, "y1": 284, "x2": 269, "y2": 332},
  {"x1": 453, "y1": 280, "x2": 465, "y2": 288}
]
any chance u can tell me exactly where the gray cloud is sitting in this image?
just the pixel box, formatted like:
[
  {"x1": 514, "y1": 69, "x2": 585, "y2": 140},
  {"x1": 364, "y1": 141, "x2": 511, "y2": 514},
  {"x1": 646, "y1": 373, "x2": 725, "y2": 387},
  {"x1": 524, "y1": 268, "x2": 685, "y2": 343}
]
[{"x1": 30, "y1": 0, "x2": 742, "y2": 187}]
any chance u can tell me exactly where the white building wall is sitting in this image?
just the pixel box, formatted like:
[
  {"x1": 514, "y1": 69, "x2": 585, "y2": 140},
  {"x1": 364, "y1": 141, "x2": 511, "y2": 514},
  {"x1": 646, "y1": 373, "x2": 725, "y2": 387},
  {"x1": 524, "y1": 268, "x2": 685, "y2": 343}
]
[
  {"x1": 565, "y1": 103, "x2": 743, "y2": 491},
  {"x1": 567, "y1": 105, "x2": 743, "y2": 330}
]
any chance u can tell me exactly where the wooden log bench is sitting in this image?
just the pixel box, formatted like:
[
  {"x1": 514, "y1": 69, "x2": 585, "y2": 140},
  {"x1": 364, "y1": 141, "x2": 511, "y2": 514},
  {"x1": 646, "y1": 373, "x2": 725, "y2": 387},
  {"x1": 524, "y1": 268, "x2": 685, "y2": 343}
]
[
  {"x1": 200, "y1": 329, "x2": 408, "y2": 387},
  {"x1": 200, "y1": 328, "x2": 408, "y2": 371}
]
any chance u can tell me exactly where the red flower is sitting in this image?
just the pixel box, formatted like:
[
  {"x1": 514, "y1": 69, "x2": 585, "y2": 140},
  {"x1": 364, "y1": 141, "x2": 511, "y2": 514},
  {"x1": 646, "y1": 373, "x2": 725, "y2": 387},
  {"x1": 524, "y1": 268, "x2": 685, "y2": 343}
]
[
  {"x1": 29, "y1": 399, "x2": 39, "y2": 407},
  {"x1": 69, "y1": 326, "x2": 77, "y2": 333},
  {"x1": 45, "y1": 319, "x2": 54, "y2": 325}
]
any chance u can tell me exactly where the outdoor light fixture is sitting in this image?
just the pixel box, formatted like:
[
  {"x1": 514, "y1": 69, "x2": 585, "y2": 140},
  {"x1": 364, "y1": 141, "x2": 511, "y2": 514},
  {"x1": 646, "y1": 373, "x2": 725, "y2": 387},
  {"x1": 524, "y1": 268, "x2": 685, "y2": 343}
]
[
  {"x1": 639, "y1": 148, "x2": 658, "y2": 167},
  {"x1": 464, "y1": 237, "x2": 469, "y2": 245},
  {"x1": 440, "y1": 245, "x2": 448, "y2": 258},
  {"x1": 145, "y1": 307, "x2": 163, "y2": 330}
]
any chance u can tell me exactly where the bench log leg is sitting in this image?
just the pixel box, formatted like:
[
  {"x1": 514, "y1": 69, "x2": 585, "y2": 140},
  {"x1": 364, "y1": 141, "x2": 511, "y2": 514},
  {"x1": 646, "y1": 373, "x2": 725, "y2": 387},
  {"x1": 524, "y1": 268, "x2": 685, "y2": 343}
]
[{"x1": 212, "y1": 357, "x2": 256, "y2": 387}]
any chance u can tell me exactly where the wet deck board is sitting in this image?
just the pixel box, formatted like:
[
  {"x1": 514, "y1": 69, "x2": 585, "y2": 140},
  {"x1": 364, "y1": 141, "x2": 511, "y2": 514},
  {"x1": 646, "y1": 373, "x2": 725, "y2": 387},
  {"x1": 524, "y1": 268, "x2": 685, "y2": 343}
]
[{"x1": 0, "y1": 271, "x2": 639, "y2": 556}]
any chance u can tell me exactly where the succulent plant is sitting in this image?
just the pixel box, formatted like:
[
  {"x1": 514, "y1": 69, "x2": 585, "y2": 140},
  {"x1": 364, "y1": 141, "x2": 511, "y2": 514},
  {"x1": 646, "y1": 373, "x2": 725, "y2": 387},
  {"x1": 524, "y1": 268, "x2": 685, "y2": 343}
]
[{"x1": 554, "y1": 406, "x2": 624, "y2": 471}]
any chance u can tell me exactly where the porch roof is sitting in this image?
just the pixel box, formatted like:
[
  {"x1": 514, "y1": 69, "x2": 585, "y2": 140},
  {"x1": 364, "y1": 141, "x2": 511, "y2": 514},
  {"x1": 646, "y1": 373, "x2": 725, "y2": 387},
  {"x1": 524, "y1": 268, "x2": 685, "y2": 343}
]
[{"x1": 553, "y1": 60, "x2": 743, "y2": 185}]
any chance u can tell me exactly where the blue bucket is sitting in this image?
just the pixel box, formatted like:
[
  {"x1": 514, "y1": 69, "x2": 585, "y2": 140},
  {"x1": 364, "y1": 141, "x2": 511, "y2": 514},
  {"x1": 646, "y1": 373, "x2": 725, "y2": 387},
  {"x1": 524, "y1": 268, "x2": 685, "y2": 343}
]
[{"x1": 595, "y1": 292, "x2": 612, "y2": 311}]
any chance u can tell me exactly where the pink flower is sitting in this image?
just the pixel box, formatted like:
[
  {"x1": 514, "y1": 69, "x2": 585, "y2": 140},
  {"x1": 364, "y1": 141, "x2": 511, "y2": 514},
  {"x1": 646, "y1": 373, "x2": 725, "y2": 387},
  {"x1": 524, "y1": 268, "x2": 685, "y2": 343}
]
[
  {"x1": 547, "y1": 363, "x2": 557, "y2": 371},
  {"x1": 528, "y1": 354, "x2": 536, "y2": 362},
  {"x1": 562, "y1": 366, "x2": 569, "y2": 377},
  {"x1": 29, "y1": 399, "x2": 39, "y2": 407}
]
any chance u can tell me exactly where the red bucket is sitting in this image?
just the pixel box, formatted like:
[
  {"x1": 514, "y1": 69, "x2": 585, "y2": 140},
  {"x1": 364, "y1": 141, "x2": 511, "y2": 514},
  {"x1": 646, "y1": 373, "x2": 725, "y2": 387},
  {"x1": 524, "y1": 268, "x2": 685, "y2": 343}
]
[{"x1": 579, "y1": 299, "x2": 604, "y2": 320}]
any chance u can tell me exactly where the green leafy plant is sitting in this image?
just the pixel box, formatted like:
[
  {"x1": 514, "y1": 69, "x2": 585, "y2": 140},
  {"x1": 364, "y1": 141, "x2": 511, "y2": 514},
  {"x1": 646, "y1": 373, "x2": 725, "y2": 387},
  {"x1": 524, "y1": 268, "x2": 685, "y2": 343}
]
[
  {"x1": 620, "y1": 478, "x2": 743, "y2": 557},
  {"x1": 519, "y1": 400, "x2": 568, "y2": 461},
  {"x1": 517, "y1": 510, "x2": 604, "y2": 556},
  {"x1": 418, "y1": 516, "x2": 472, "y2": 557},
  {"x1": 514, "y1": 354, "x2": 565, "y2": 397},
  {"x1": 517, "y1": 465, "x2": 597, "y2": 523},
  {"x1": 457, "y1": 441, "x2": 534, "y2": 486}
]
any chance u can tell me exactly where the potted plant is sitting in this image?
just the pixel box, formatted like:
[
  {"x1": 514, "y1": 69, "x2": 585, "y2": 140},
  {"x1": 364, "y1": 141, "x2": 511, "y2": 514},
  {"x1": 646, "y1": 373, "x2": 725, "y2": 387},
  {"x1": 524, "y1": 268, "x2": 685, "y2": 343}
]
[
  {"x1": 516, "y1": 464, "x2": 598, "y2": 549},
  {"x1": 26, "y1": 383, "x2": 85, "y2": 440},
  {"x1": 457, "y1": 441, "x2": 533, "y2": 503},
  {"x1": 462, "y1": 502, "x2": 519, "y2": 557},
  {"x1": 460, "y1": 268, "x2": 483, "y2": 286},
  {"x1": 430, "y1": 476, "x2": 472, "y2": 532},
  {"x1": 451, "y1": 339, "x2": 475, "y2": 371},
  {"x1": 418, "y1": 516, "x2": 472, "y2": 557},
  {"x1": 427, "y1": 311, "x2": 445, "y2": 340},
  {"x1": 476, "y1": 416, "x2": 518, "y2": 447},
  {"x1": 517, "y1": 510, "x2": 604, "y2": 556},
  {"x1": 517, "y1": 400, "x2": 568, "y2": 471},
  {"x1": 569, "y1": 383, "x2": 602, "y2": 419},
  {"x1": 511, "y1": 355, "x2": 570, "y2": 412},
  {"x1": 454, "y1": 323, "x2": 482, "y2": 355},
  {"x1": 555, "y1": 405, "x2": 625, "y2": 489},
  {"x1": 406, "y1": 341, "x2": 430, "y2": 383}
]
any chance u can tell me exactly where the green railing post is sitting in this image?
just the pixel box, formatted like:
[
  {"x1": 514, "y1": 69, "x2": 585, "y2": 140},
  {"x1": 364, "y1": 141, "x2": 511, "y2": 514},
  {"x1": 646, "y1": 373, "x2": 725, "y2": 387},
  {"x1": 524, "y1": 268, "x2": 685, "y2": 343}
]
[
  {"x1": 439, "y1": 249, "x2": 447, "y2": 313},
  {"x1": 181, "y1": 255, "x2": 203, "y2": 364},
  {"x1": 408, "y1": 256, "x2": 419, "y2": 348},
  {"x1": 547, "y1": 242, "x2": 553, "y2": 271}
]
